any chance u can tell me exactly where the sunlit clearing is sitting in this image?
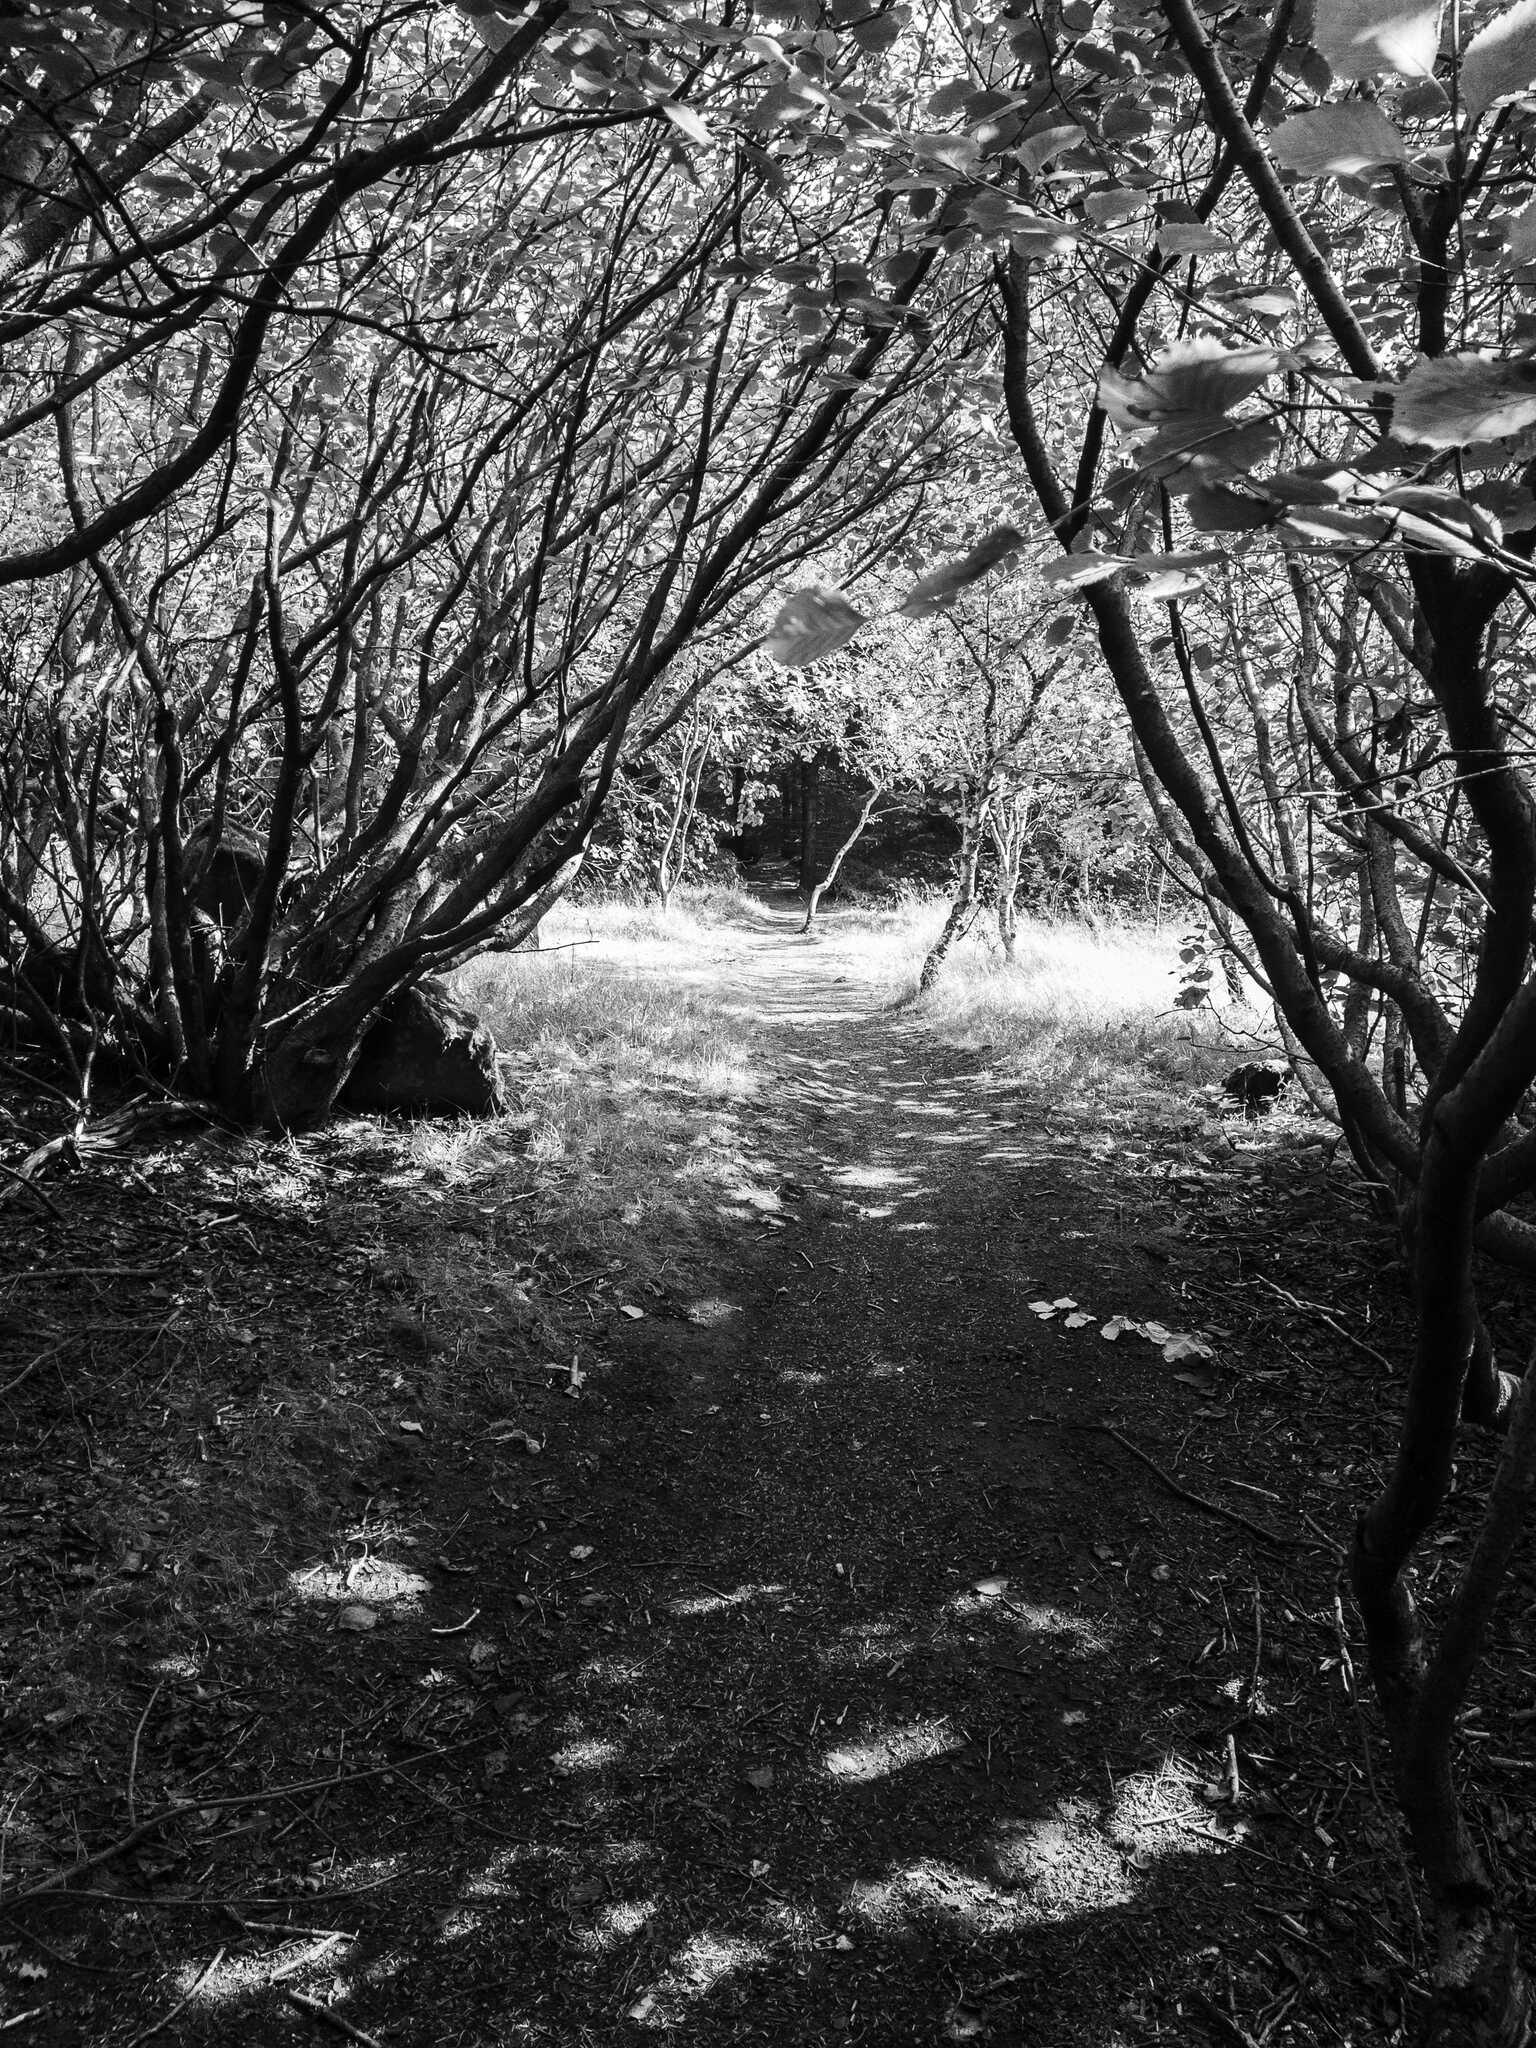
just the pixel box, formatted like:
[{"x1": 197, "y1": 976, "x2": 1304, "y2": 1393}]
[
  {"x1": 627, "y1": 1933, "x2": 769, "y2": 2025},
  {"x1": 667, "y1": 1581, "x2": 788, "y2": 1617},
  {"x1": 176, "y1": 1934, "x2": 355, "y2": 2005},
  {"x1": 1106, "y1": 1762, "x2": 1224, "y2": 1865},
  {"x1": 830, "y1": 1162, "x2": 914, "y2": 1190},
  {"x1": 823, "y1": 1717, "x2": 965, "y2": 1782},
  {"x1": 848, "y1": 1858, "x2": 1044, "y2": 1935},
  {"x1": 150, "y1": 1651, "x2": 200, "y2": 1679},
  {"x1": 987, "y1": 1803, "x2": 1137, "y2": 1917},
  {"x1": 574, "y1": 1897, "x2": 660, "y2": 1951},
  {"x1": 289, "y1": 1559, "x2": 432, "y2": 1607},
  {"x1": 549, "y1": 1735, "x2": 622, "y2": 1774},
  {"x1": 946, "y1": 1584, "x2": 1107, "y2": 1646}
]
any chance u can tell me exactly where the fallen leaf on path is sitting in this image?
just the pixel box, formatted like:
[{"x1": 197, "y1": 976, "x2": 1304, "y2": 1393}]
[
  {"x1": 972, "y1": 1575, "x2": 1009, "y2": 1598},
  {"x1": 1028, "y1": 1300, "x2": 1058, "y2": 1319},
  {"x1": 1101, "y1": 1316, "x2": 1138, "y2": 1341},
  {"x1": 1064, "y1": 1311, "x2": 1096, "y2": 1329},
  {"x1": 1163, "y1": 1332, "x2": 1214, "y2": 1363},
  {"x1": 618, "y1": 1304, "x2": 646, "y2": 1320}
]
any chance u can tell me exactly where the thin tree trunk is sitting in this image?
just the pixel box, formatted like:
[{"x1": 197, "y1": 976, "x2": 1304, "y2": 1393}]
[
  {"x1": 920, "y1": 792, "x2": 987, "y2": 990},
  {"x1": 797, "y1": 754, "x2": 821, "y2": 897},
  {"x1": 802, "y1": 783, "x2": 883, "y2": 933}
]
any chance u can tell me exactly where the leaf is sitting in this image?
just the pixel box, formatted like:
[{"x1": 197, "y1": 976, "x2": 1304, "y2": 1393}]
[
  {"x1": 1028, "y1": 1298, "x2": 1059, "y2": 1318},
  {"x1": 763, "y1": 586, "x2": 867, "y2": 665},
  {"x1": 897, "y1": 525, "x2": 1025, "y2": 616},
  {"x1": 1155, "y1": 223, "x2": 1233, "y2": 256},
  {"x1": 659, "y1": 100, "x2": 714, "y2": 147},
  {"x1": 1064, "y1": 1311, "x2": 1096, "y2": 1329},
  {"x1": 1040, "y1": 549, "x2": 1131, "y2": 588},
  {"x1": 1165, "y1": 1333, "x2": 1215, "y2": 1363},
  {"x1": 1269, "y1": 102, "x2": 1407, "y2": 177},
  {"x1": 618, "y1": 1303, "x2": 646, "y2": 1319},
  {"x1": 1461, "y1": 0, "x2": 1536, "y2": 120},
  {"x1": 1016, "y1": 122, "x2": 1084, "y2": 172},
  {"x1": 972, "y1": 1574, "x2": 1010, "y2": 1597},
  {"x1": 1099, "y1": 339, "x2": 1281, "y2": 427},
  {"x1": 1392, "y1": 352, "x2": 1536, "y2": 447},
  {"x1": 1101, "y1": 1315, "x2": 1139, "y2": 1341},
  {"x1": 1500, "y1": 197, "x2": 1536, "y2": 261},
  {"x1": 1313, "y1": 0, "x2": 1442, "y2": 79},
  {"x1": 1186, "y1": 484, "x2": 1272, "y2": 531}
]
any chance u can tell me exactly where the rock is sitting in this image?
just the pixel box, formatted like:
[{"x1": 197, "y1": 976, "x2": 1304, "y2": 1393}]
[
  {"x1": 185, "y1": 820, "x2": 265, "y2": 927},
  {"x1": 342, "y1": 977, "x2": 507, "y2": 1118},
  {"x1": 336, "y1": 1604, "x2": 379, "y2": 1632},
  {"x1": 1223, "y1": 1061, "x2": 1286, "y2": 1115}
]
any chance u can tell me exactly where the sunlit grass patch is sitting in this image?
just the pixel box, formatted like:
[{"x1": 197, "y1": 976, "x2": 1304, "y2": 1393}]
[
  {"x1": 447, "y1": 919, "x2": 769, "y2": 1248},
  {"x1": 820, "y1": 891, "x2": 1261, "y2": 1114}
]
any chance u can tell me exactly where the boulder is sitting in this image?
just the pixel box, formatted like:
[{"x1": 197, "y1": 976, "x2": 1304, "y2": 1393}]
[
  {"x1": 1223, "y1": 1061, "x2": 1286, "y2": 1116},
  {"x1": 185, "y1": 820, "x2": 265, "y2": 928},
  {"x1": 342, "y1": 978, "x2": 507, "y2": 1118}
]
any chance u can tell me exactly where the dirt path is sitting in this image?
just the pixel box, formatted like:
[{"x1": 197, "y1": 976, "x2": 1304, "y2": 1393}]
[{"x1": 2, "y1": 899, "x2": 1434, "y2": 2046}]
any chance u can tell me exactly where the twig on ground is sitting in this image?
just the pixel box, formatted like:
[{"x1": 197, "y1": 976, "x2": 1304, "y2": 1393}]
[
  {"x1": 0, "y1": 1740, "x2": 481, "y2": 1913},
  {"x1": 1254, "y1": 1276, "x2": 1394, "y2": 1374},
  {"x1": 1099, "y1": 1426, "x2": 1316, "y2": 1550},
  {"x1": 0, "y1": 1156, "x2": 64, "y2": 1217},
  {"x1": 223, "y1": 1909, "x2": 353, "y2": 1941},
  {"x1": 285, "y1": 1989, "x2": 385, "y2": 2047},
  {"x1": 429, "y1": 1607, "x2": 481, "y2": 1636},
  {"x1": 0, "y1": 1341, "x2": 66, "y2": 1399},
  {"x1": 127, "y1": 1684, "x2": 162, "y2": 1826},
  {"x1": 124, "y1": 1944, "x2": 226, "y2": 2046}
]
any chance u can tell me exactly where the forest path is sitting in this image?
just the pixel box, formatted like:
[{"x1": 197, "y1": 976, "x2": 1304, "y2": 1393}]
[
  {"x1": 400, "y1": 888, "x2": 1343, "y2": 2043},
  {"x1": 11, "y1": 890, "x2": 1387, "y2": 2048}
]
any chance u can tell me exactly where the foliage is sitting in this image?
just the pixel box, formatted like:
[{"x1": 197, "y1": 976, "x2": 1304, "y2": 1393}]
[{"x1": 0, "y1": 4, "x2": 986, "y2": 1125}]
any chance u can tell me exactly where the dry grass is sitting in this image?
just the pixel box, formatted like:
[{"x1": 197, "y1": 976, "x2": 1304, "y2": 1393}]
[
  {"x1": 812, "y1": 891, "x2": 1264, "y2": 1122},
  {"x1": 443, "y1": 907, "x2": 769, "y2": 1251},
  {"x1": 435, "y1": 887, "x2": 1264, "y2": 1238}
]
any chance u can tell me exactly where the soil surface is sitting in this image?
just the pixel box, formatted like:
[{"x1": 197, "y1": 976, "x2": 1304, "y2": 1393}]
[{"x1": 2, "y1": 895, "x2": 1533, "y2": 2046}]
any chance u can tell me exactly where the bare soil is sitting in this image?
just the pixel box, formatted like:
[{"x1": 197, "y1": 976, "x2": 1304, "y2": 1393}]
[{"x1": 2, "y1": 896, "x2": 1533, "y2": 2046}]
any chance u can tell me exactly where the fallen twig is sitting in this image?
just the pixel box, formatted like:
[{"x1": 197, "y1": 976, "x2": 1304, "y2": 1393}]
[
  {"x1": 124, "y1": 1944, "x2": 226, "y2": 2046},
  {"x1": 1253, "y1": 1276, "x2": 1394, "y2": 1374},
  {"x1": 1099, "y1": 1426, "x2": 1317, "y2": 1551},
  {"x1": 0, "y1": 1156, "x2": 63, "y2": 1217},
  {"x1": 126, "y1": 1684, "x2": 162, "y2": 1827},
  {"x1": 0, "y1": 1341, "x2": 66, "y2": 1400},
  {"x1": 285, "y1": 1989, "x2": 385, "y2": 2047},
  {"x1": 0, "y1": 1739, "x2": 481, "y2": 1913}
]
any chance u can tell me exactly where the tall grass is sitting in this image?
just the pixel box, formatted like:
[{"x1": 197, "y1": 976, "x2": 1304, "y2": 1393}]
[{"x1": 809, "y1": 889, "x2": 1264, "y2": 1115}]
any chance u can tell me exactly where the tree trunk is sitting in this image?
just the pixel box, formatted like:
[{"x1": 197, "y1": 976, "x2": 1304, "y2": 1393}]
[
  {"x1": 797, "y1": 754, "x2": 821, "y2": 897},
  {"x1": 802, "y1": 782, "x2": 883, "y2": 933},
  {"x1": 920, "y1": 792, "x2": 986, "y2": 990}
]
